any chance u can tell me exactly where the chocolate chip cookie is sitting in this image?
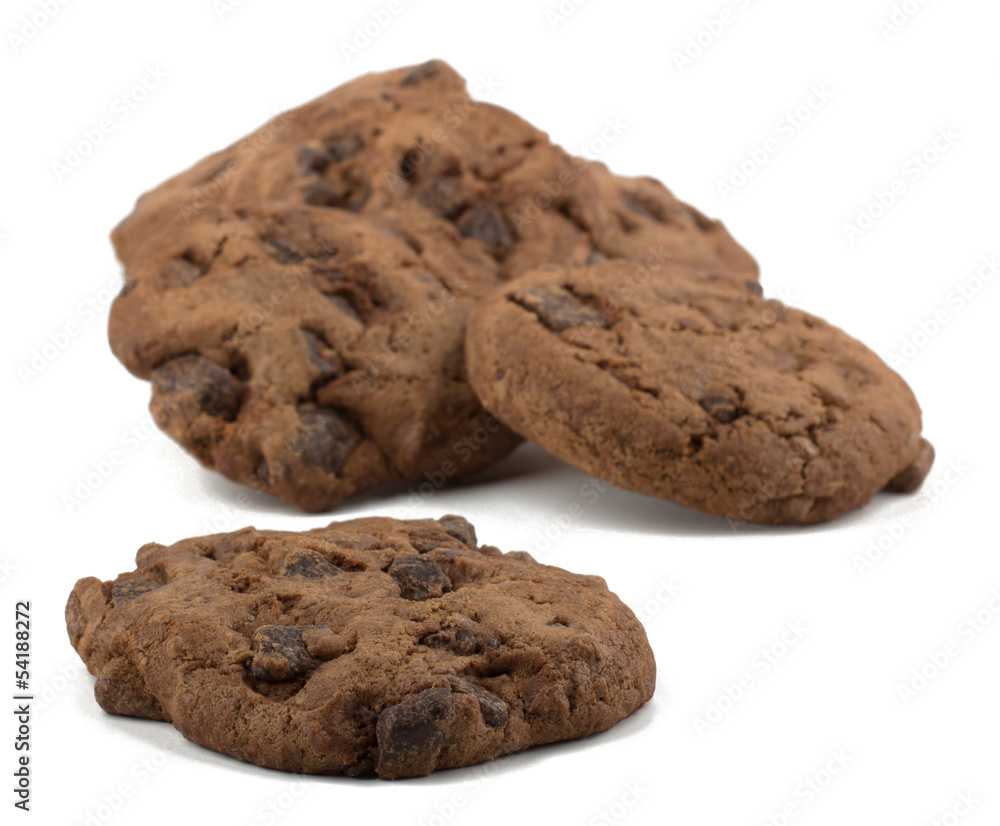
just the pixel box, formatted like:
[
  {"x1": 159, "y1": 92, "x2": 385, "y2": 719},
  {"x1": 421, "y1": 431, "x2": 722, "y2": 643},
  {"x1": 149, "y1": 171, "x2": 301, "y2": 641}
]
[
  {"x1": 111, "y1": 60, "x2": 757, "y2": 280},
  {"x1": 111, "y1": 201, "x2": 524, "y2": 511},
  {"x1": 108, "y1": 60, "x2": 756, "y2": 510},
  {"x1": 65, "y1": 515, "x2": 655, "y2": 778},
  {"x1": 465, "y1": 262, "x2": 933, "y2": 525}
]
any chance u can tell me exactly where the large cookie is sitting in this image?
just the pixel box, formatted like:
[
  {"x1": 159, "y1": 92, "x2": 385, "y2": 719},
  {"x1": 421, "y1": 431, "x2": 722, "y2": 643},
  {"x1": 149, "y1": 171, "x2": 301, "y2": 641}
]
[
  {"x1": 465, "y1": 262, "x2": 933, "y2": 525},
  {"x1": 65, "y1": 515, "x2": 655, "y2": 778},
  {"x1": 111, "y1": 202, "x2": 521, "y2": 511},
  {"x1": 108, "y1": 60, "x2": 756, "y2": 510},
  {"x1": 111, "y1": 60, "x2": 757, "y2": 280}
]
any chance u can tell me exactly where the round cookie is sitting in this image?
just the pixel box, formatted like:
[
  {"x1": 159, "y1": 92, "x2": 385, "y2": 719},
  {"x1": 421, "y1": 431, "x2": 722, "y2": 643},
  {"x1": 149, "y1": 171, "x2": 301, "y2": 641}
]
[
  {"x1": 110, "y1": 201, "x2": 521, "y2": 511},
  {"x1": 111, "y1": 60, "x2": 757, "y2": 280},
  {"x1": 65, "y1": 515, "x2": 655, "y2": 779},
  {"x1": 465, "y1": 262, "x2": 933, "y2": 525}
]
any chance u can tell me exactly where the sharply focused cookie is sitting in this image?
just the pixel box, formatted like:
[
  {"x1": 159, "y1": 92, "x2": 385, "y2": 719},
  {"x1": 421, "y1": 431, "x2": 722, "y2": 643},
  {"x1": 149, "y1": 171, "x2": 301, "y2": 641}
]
[
  {"x1": 65, "y1": 515, "x2": 655, "y2": 778},
  {"x1": 110, "y1": 201, "x2": 522, "y2": 511},
  {"x1": 107, "y1": 60, "x2": 756, "y2": 510},
  {"x1": 111, "y1": 60, "x2": 757, "y2": 280},
  {"x1": 465, "y1": 262, "x2": 933, "y2": 525}
]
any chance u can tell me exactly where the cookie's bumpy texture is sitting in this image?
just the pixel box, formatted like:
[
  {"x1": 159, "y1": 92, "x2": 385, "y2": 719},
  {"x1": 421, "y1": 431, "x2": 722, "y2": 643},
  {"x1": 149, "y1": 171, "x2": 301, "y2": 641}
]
[
  {"x1": 66, "y1": 516, "x2": 655, "y2": 778},
  {"x1": 111, "y1": 60, "x2": 757, "y2": 280},
  {"x1": 107, "y1": 60, "x2": 756, "y2": 510},
  {"x1": 465, "y1": 262, "x2": 932, "y2": 525},
  {"x1": 111, "y1": 202, "x2": 521, "y2": 511}
]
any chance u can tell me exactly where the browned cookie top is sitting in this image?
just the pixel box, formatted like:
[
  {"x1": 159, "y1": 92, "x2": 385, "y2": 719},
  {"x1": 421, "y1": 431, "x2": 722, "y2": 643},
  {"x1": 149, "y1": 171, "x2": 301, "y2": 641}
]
[
  {"x1": 111, "y1": 60, "x2": 757, "y2": 280},
  {"x1": 111, "y1": 202, "x2": 521, "y2": 511},
  {"x1": 107, "y1": 60, "x2": 756, "y2": 510},
  {"x1": 65, "y1": 515, "x2": 655, "y2": 779},
  {"x1": 465, "y1": 262, "x2": 932, "y2": 525}
]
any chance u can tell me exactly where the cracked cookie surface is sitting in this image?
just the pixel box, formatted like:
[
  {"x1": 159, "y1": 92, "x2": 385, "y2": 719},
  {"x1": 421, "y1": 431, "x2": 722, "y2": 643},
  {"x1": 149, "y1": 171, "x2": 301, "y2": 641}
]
[
  {"x1": 111, "y1": 201, "x2": 523, "y2": 511},
  {"x1": 107, "y1": 61, "x2": 756, "y2": 509},
  {"x1": 111, "y1": 60, "x2": 757, "y2": 280},
  {"x1": 65, "y1": 515, "x2": 655, "y2": 778},
  {"x1": 465, "y1": 262, "x2": 933, "y2": 525}
]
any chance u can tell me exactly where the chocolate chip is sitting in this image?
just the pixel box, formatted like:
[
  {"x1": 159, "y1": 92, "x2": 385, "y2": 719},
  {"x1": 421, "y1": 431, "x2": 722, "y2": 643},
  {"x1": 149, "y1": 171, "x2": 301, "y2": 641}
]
[
  {"x1": 700, "y1": 395, "x2": 738, "y2": 423},
  {"x1": 266, "y1": 239, "x2": 307, "y2": 263},
  {"x1": 422, "y1": 627, "x2": 495, "y2": 656},
  {"x1": 458, "y1": 203, "x2": 513, "y2": 250},
  {"x1": 884, "y1": 438, "x2": 935, "y2": 494},
  {"x1": 291, "y1": 407, "x2": 362, "y2": 475},
  {"x1": 401, "y1": 61, "x2": 440, "y2": 86},
  {"x1": 621, "y1": 190, "x2": 667, "y2": 223},
  {"x1": 151, "y1": 354, "x2": 243, "y2": 421},
  {"x1": 376, "y1": 686, "x2": 454, "y2": 779},
  {"x1": 111, "y1": 578, "x2": 162, "y2": 605},
  {"x1": 744, "y1": 279, "x2": 764, "y2": 297},
  {"x1": 249, "y1": 625, "x2": 326, "y2": 682},
  {"x1": 302, "y1": 176, "x2": 338, "y2": 206},
  {"x1": 255, "y1": 457, "x2": 271, "y2": 487},
  {"x1": 326, "y1": 134, "x2": 364, "y2": 163},
  {"x1": 297, "y1": 142, "x2": 331, "y2": 173},
  {"x1": 410, "y1": 537, "x2": 446, "y2": 552},
  {"x1": 438, "y1": 515, "x2": 477, "y2": 548},
  {"x1": 301, "y1": 329, "x2": 343, "y2": 383},
  {"x1": 159, "y1": 258, "x2": 204, "y2": 288},
  {"x1": 585, "y1": 251, "x2": 608, "y2": 265},
  {"x1": 417, "y1": 177, "x2": 467, "y2": 218},
  {"x1": 281, "y1": 548, "x2": 342, "y2": 579},
  {"x1": 446, "y1": 676, "x2": 509, "y2": 728},
  {"x1": 303, "y1": 174, "x2": 371, "y2": 212},
  {"x1": 95, "y1": 657, "x2": 168, "y2": 721},
  {"x1": 398, "y1": 147, "x2": 424, "y2": 181},
  {"x1": 343, "y1": 759, "x2": 374, "y2": 778},
  {"x1": 119, "y1": 279, "x2": 137, "y2": 296},
  {"x1": 388, "y1": 556, "x2": 452, "y2": 601},
  {"x1": 510, "y1": 287, "x2": 607, "y2": 332}
]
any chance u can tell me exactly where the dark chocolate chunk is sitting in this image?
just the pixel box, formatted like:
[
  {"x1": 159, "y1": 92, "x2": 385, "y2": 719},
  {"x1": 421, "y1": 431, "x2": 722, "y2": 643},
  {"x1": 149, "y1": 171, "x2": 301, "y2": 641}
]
[
  {"x1": 388, "y1": 556, "x2": 451, "y2": 601},
  {"x1": 376, "y1": 686, "x2": 454, "y2": 778},
  {"x1": 326, "y1": 134, "x2": 364, "y2": 163},
  {"x1": 438, "y1": 515, "x2": 477, "y2": 548},
  {"x1": 884, "y1": 438, "x2": 935, "y2": 494},
  {"x1": 267, "y1": 238, "x2": 307, "y2": 263},
  {"x1": 298, "y1": 143, "x2": 332, "y2": 173},
  {"x1": 302, "y1": 176, "x2": 339, "y2": 206},
  {"x1": 94, "y1": 657, "x2": 169, "y2": 721},
  {"x1": 401, "y1": 61, "x2": 440, "y2": 86},
  {"x1": 343, "y1": 759, "x2": 374, "y2": 777},
  {"x1": 421, "y1": 627, "x2": 495, "y2": 656},
  {"x1": 621, "y1": 190, "x2": 667, "y2": 223},
  {"x1": 458, "y1": 203, "x2": 513, "y2": 250},
  {"x1": 447, "y1": 676, "x2": 509, "y2": 728},
  {"x1": 510, "y1": 287, "x2": 606, "y2": 333},
  {"x1": 151, "y1": 355, "x2": 243, "y2": 421},
  {"x1": 159, "y1": 258, "x2": 204, "y2": 288},
  {"x1": 281, "y1": 548, "x2": 343, "y2": 579},
  {"x1": 249, "y1": 625, "x2": 325, "y2": 681},
  {"x1": 700, "y1": 395, "x2": 738, "y2": 423},
  {"x1": 301, "y1": 329, "x2": 343, "y2": 382},
  {"x1": 291, "y1": 408, "x2": 362, "y2": 475}
]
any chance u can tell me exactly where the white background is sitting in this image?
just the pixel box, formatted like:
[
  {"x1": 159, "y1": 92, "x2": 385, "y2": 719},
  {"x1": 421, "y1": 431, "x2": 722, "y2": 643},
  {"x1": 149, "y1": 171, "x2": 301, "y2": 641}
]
[{"x1": 2, "y1": 0, "x2": 999, "y2": 823}]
